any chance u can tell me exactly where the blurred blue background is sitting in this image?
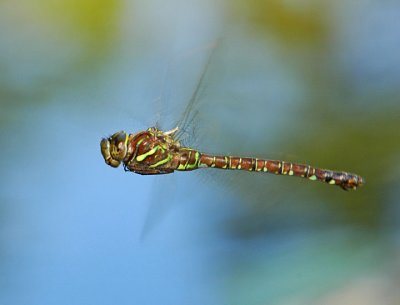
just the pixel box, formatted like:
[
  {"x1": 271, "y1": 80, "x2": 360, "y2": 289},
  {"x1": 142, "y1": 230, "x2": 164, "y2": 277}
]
[{"x1": 1, "y1": 1, "x2": 400, "y2": 305}]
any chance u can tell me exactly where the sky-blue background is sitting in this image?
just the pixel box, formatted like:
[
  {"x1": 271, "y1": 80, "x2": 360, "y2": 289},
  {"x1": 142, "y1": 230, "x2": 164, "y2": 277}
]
[{"x1": 1, "y1": 1, "x2": 400, "y2": 305}]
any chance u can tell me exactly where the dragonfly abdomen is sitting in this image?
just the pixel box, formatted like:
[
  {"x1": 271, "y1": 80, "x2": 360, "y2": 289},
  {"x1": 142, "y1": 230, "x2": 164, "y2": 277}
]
[{"x1": 194, "y1": 153, "x2": 364, "y2": 190}]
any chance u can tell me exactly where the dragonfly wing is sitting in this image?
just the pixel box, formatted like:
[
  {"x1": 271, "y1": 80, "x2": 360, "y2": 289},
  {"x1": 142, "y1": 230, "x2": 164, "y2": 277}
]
[
  {"x1": 174, "y1": 41, "x2": 220, "y2": 145},
  {"x1": 139, "y1": 174, "x2": 178, "y2": 240},
  {"x1": 138, "y1": 43, "x2": 222, "y2": 239}
]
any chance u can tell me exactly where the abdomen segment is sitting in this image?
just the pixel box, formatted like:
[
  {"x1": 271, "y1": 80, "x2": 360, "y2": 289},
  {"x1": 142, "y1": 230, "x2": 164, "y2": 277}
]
[{"x1": 194, "y1": 153, "x2": 364, "y2": 190}]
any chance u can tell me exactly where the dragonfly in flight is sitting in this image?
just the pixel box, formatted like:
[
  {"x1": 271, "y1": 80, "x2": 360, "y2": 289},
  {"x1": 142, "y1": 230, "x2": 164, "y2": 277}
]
[{"x1": 100, "y1": 47, "x2": 365, "y2": 191}]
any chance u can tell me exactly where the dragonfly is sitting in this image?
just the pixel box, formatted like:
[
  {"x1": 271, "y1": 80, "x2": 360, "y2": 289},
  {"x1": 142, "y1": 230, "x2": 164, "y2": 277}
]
[
  {"x1": 100, "y1": 47, "x2": 365, "y2": 191},
  {"x1": 100, "y1": 126, "x2": 364, "y2": 190}
]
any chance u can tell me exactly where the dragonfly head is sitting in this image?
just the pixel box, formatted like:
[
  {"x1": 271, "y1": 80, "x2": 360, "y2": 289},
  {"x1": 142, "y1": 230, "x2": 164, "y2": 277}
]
[{"x1": 100, "y1": 131, "x2": 129, "y2": 168}]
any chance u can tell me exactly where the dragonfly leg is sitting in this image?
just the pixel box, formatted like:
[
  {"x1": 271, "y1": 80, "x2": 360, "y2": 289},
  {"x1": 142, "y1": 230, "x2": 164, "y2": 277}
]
[
  {"x1": 134, "y1": 169, "x2": 174, "y2": 175},
  {"x1": 123, "y1": 163, "x2": 173, "y2": 175}
]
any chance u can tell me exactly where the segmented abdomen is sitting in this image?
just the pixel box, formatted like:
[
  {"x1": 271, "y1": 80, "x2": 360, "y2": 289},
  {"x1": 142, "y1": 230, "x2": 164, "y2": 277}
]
[{"x1": 175, "y1": 151, "x2": 364, "y2": 190}]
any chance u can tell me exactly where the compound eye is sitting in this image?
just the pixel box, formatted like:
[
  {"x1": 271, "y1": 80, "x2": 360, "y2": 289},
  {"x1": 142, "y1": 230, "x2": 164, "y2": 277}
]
[
  {"x1": 114, "y1": 132, "x2": 127, "y2": 144},
  {"x1": 117, "y1": 141, "x2": 125, "y2": 152},
  {"x1": 108, "y1": 131, "x2": 128, "y2": 160}
]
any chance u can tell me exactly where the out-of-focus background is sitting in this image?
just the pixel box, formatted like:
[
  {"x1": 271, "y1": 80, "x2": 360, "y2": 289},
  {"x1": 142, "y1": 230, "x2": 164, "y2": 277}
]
[{"x1": 1, "y1": 1, "x2": 399, "y2": 305}]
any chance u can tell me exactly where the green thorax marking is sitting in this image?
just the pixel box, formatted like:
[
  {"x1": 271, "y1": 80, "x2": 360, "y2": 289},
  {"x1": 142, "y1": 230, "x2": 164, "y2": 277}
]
[
  {"x1": 136, "y1": 146, "x2": 161, "y2": 162},
  {"x1": 149, "y1": 153, "x2": 173, "y2": 168}
]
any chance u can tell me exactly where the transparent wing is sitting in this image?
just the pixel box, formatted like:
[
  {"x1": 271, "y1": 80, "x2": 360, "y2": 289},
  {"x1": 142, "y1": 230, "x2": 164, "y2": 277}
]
[
  {"x1": 173, "y1": 41, "x2": 220, "y2": 145},
  {"x1": 142, "y1": 35, "x2": 320, "y2": 239},
  {"x1": 139, "y1": 174, "x2": 178, "y2": 240},
  {"x1": 140, "y1": 41, "x2": 221, "y2": 238},
  {"x1": 152, "y1": 41, "x2": 220, "y2": 145}
]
